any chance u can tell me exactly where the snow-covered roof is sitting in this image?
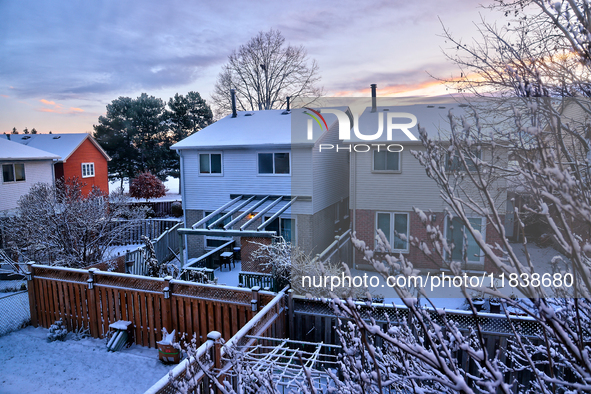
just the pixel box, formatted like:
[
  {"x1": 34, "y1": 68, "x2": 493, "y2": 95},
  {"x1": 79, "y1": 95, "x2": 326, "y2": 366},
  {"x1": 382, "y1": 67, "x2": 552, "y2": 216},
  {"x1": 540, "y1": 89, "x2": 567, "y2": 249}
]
[
  {"x1": 172, "y1": 107, "x2": 350, "y2": 150},
  {"x1": 348, "y1": 103, "x2": 472, "y2": 143},
  {"x1": 0, "y1": 137, "x2": 61, "y2": 161},
  {"x1": 172, "y1": 110, "x2": 293, "y2": 150},
  {"x1": 0, "y1": 133, "x2": 110, "y2": 162}
]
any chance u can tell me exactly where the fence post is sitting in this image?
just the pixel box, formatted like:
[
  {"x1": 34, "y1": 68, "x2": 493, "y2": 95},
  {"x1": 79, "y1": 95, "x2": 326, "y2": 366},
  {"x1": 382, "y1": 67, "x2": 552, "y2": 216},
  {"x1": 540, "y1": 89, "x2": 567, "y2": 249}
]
[
  {"x1": 162, "y1": 276, "x2": 173, "y2": 336},
  {"x1": 250, "y1": 286, "x2": 260, "y2": 320},
  {"x1": 207, "y1": 331, "x2": 223, "y2": 392},
  {"x1": 25, "y1": 262, "x2": 38, "y2": 327},
  {"x1": 87, "y1": 268, "x2": 100, "y2": 338},
  {"x1": 287, "y1": 289, "x2": 294, "y2": 339}
]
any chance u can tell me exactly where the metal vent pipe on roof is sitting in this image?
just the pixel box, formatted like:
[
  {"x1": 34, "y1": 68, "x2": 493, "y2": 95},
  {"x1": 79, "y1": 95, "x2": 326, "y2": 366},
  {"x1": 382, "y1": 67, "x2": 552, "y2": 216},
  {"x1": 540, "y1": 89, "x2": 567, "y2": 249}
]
[
  {"x1": 371, "y1": 84, "x2": 377, "y2": 113},
  {"x1": 286, "y1": 96, "x2": 290, "y2": 111},
  {"x1": 231, "y1": 89, "x2": 237, "y2": 118}
]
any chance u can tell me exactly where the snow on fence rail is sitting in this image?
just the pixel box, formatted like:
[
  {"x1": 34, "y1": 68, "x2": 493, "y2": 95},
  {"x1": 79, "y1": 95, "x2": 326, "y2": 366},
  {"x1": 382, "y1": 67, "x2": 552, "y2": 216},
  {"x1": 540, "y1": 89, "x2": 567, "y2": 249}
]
[{"x1": 25, "y1": 263, "x2": 278, "y2": 350}]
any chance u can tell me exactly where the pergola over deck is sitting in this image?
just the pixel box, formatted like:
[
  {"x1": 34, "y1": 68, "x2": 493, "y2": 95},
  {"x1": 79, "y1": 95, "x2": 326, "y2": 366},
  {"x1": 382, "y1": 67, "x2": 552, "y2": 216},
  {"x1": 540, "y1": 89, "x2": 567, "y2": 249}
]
[{"x1": 177, "y1": 194, "x2": 307, "y2": 270}]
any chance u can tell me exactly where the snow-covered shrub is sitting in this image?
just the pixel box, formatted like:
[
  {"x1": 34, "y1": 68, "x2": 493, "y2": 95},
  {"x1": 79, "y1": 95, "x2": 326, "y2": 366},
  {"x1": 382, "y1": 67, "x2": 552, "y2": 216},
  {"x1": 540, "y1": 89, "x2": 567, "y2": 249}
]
[
  {"x1": 72, "y1": 326, "x2": 90, "y2": 341},
  {"x1": 250, "y1": 236, "x2": 367, "y2": 299},
  {"x1": 47, "y1": 320, "x2": 67, "y2": 342},
  {"x1": 6, "y1": 180, "x2": 148, "y2": 268}
]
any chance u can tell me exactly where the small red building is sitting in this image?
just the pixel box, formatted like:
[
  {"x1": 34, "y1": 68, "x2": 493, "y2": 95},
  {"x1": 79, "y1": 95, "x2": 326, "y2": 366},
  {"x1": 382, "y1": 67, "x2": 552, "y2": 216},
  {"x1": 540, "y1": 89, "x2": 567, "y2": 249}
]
[{"x1": 6, "y1": 133, "x2": 111, "y2": 195}]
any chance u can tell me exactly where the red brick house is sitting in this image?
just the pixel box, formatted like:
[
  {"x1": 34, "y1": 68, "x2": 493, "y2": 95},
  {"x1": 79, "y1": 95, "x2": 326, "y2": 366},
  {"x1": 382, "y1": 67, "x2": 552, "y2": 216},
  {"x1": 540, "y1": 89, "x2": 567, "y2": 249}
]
[{"x1": 3, "y1": 133, "x2": 110, "y2": 195}]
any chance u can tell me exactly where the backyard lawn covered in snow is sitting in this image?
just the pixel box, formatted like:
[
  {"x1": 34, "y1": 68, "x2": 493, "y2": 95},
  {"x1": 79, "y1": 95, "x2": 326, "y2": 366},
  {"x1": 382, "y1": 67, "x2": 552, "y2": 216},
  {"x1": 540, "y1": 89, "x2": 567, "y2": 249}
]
[{"x1": 0, "y1": 326, "x2": 173, "y2": 393}]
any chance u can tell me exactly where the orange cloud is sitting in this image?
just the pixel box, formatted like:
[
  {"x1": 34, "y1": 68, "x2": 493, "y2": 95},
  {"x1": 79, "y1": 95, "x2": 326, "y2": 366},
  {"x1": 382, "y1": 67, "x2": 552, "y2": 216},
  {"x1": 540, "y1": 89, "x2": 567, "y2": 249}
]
[
  {"x1": 331, "y1": 73, "x2": 484, "y2": 98},
  {"x1": 37, "y1": 99, "x2": 84, "y2": 114},
  {"x1": 0, "y1": 94, "x2": 9, "y2": 98}
]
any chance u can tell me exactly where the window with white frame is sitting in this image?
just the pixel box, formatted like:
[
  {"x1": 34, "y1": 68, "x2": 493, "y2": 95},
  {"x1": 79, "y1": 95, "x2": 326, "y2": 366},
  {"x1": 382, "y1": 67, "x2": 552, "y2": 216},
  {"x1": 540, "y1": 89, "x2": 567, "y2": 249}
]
[
  {"x1": 2, "y1": 163, "x2": 25, "y2": 183},
  {"x1": 81, "y1": 163, "x2": 95, "y2": 178},
  {"x1": 258, "y1": 152, "x2": 290, "y2": 174},
  {"x1": 264, "y1": 216, "x2": 294, "y2": 243},
  {"x1": 373, "y1": 150, "x2": 400, "y2": 172},
  {"x1": 199, "y1": 153, "x2": 222, "y2": 174},
  {"x1": 445, "y1": 216, "x2": 485, "y2": 264},
  {"x1": 376, "y1": 212, "x2": 409, "y2": 252}
]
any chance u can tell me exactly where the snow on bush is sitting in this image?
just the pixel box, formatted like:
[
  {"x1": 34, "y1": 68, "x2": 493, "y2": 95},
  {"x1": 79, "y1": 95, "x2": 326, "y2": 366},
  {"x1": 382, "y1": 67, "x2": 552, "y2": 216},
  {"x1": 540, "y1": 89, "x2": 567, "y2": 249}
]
[{"x1": 47, "y1": 320, "x2": 67, "y2": 342}]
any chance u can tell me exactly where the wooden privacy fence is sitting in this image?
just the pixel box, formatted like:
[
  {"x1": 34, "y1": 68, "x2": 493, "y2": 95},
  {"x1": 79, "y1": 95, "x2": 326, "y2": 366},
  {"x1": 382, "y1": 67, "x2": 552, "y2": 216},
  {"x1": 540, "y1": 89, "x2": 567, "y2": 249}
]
[{"x1": 25, "y1": 263, "x2": 279, "y2": 349}]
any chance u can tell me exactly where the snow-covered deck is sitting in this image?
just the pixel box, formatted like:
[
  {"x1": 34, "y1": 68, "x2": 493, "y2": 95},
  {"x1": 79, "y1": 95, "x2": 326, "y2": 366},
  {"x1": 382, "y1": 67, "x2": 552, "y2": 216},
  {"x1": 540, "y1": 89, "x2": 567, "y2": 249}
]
[{"x1": 0, "y1": 326, "x2": 174, "y2": 393}]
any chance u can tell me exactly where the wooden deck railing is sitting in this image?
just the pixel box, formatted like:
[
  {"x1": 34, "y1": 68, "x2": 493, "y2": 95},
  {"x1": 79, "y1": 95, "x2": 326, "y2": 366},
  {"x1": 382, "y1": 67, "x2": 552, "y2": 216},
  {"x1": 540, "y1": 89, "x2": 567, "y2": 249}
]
[
  {"x1": 239, "y1": 271, "x2": 277, "y2": 292},
  {"x1": 109, "y1": 219, "x2": 181, "y2": 246},
  {"x1": 185, "y1": 240, "x2": 235, "y2": 270},
  {"x1": 125, "y1": 222, "x2": 183, "y2": 276}
]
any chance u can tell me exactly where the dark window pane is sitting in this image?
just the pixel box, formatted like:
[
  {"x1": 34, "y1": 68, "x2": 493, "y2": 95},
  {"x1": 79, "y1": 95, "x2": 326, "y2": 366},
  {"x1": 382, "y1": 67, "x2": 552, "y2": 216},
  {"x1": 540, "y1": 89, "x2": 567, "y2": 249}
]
[
  {"x1": 281, "y1": 218, "x2": 293, "y2": 243},
  {"x1": 394, "y1": 213, "x2": 407, "y2": 250},
  {"x1": 386, "y1": 152, "x2": 399, "y2": 171},
  {"x1": 200, "y1": 154, "x2": 210, "y2": 173},
  {"x1": 374, "y1": 151, "x2": 386, "y2": 170},
  {"x1": 211, "y1": 154, "x2": 222, "y2": 173},
  {"x1": 2, "y1": 164, "x2": 14, "y2": 182},
  {"x1": 265, "y1": 217, "x2": 279, "y2": 235},
  {"x1": 447, "y1": 217, "x2": 481, "y2": 262},
  {"x1": 206, "y1": 238, "x2": 228, "y2": 248},
  {"x1": 467, "y1": 218, "x2": 481, "y2": 262},
  {"x1": 377, "y1": 213, "x2": 391, "y2": 247},
  {"x1": 274, "y1": 153, "x2": 290, "y2": 174},
  {"x1": 258, "y1": 153, "x2": 273, "y2": 174}
]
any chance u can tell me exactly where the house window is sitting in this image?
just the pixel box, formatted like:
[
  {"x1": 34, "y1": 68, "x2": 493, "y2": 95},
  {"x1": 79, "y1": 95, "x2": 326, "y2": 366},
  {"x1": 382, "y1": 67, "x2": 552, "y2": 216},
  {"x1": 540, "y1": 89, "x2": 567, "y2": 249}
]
[
  {"x1": 373, "y1": 151, "x2": 400, "y2": 172},
  {"x1": 199, "y1": 153, "x2": 222, "y2": 174},
  {"x1": 264, "y1": 216, "x2": 294, "y2": 243},
  {"x1": 445, "y1": 216, "x2": 484, "y2": 263},
  {"x1": 258, "y1": 152, "x2": 290, "y2": 174},
  {"x1": 445, "y1": 150, "x2": 481, "y2": 172},
  {"x1": 81, "y1": 163, "x2": 95, "y2": 178},
  {"x1": 376, "y1": 212, "x2": 409, "y2": 252},
  {"x1": 2, "y1": 163, "x2": 25, "y2": 183}
]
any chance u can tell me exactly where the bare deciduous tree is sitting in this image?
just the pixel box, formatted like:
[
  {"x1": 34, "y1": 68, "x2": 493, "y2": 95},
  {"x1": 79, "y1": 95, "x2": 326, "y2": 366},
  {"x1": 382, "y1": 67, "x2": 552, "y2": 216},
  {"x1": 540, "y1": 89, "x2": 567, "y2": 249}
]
[
  {"x1": 6, "y1": 179, "x2": 147, "y2": 268},
  {"x1": 211, "y1": 29, "x2": 322, "y2": 117}
]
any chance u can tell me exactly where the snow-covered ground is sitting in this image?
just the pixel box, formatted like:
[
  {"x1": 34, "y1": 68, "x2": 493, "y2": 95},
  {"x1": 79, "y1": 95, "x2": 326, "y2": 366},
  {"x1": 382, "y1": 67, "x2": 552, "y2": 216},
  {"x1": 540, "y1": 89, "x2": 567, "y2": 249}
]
[
  {"x1": 0, "y1": 326, "x2": 173, "y2": 394},
  {"x1": 214, "y1": 261, "x2": 242, "y2": 286},
  {"x1": 103, "y1": 243, "x2": 143, "y2": 260},
  {"x1": 109, "y1": 176, "x2": 181, "y2": 202}
]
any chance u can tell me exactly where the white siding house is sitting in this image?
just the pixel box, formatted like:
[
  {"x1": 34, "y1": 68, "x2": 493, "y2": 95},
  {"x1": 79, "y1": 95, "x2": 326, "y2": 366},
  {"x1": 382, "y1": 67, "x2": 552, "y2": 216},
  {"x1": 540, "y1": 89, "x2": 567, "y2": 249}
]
[
  {"x1": 171, "y1": 108, "x2": 350, "y2": 263},
  {"x1": 0, "y1": 137, "x2": 60, "y2": 215}
]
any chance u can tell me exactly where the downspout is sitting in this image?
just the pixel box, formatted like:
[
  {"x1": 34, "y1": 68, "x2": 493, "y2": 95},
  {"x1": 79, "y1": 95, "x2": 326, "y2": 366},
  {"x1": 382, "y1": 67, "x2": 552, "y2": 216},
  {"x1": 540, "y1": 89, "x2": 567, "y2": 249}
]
[
  {"x1": 179, "y1": 149, "x2": 188, "y2": 267},
  {"x1": 352, "y1": 147, "x2": 356, "y2": 269}
]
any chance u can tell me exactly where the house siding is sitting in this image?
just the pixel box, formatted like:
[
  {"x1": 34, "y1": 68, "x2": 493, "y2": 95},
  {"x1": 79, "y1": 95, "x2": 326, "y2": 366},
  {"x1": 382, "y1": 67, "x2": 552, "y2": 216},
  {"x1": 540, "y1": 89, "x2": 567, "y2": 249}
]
[
  {"x1": 183, "y1": 149, "x2": 292, "y2": 212},
  {"x1": 0, "y1": 160, "x2": 54, "y2": 212},
  {"x1": 311, "y1": 121, "x2": 349, "y2": 214},
  {"x1": 61, "y1": 138, "x2": 109, "y2": 195}
]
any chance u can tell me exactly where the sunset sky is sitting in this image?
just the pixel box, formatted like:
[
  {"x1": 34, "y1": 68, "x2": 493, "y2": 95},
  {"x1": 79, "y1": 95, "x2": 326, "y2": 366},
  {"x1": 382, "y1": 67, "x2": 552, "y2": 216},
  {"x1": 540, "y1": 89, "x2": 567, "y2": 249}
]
[{"x1": 0, "y1": 0, "x2": 496, "y2": 134}]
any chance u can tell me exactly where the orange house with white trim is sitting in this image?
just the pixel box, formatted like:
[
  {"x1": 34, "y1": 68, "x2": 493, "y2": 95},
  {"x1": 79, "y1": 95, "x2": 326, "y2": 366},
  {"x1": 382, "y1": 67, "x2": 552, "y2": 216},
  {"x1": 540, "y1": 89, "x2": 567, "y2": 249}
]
[{"x1": 2, "y1": 133, "x2": 111, "y2": 196}]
